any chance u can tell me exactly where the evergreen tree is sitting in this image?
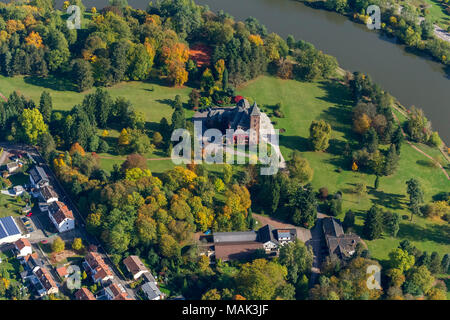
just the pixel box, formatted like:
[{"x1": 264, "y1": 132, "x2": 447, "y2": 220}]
[
  {"x1": 364, "y1": 127, "x2": 378, "y2": 153},
  {"x1": 72, "y1": 59, "x2": 94, "y2": 92},
  {"x1": 383, "y1": 211, "x2": 400, "y2": 237},
  {"x1": 39, "y1": 91, "x2": 52, "y2": 124},
  {"x1": 383, "y1": 144, "x2": 399, "y2": 176},
  {"x1": 363, "y1": 205, "x2": 384, "y2": 240},
  {"x1": 392, "y1": 126, "x2": 404, "y2": 155},
  {"x1": 441, "y1": 254, "x2": 450, "y2": 274},
  {"x1": 406, "y1": 178, "x2": 424, "y2": 221},
  {"x1": 429, "y1": 252, "x2": 441, "y2": 274}
]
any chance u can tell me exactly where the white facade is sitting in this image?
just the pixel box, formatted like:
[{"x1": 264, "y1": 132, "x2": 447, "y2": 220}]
[
  {"x1": 49, "y1": 213, "x2": 75, "y2": 233},
  {"x1": 0, "y1": 233, "x2": 23, "y2": 245},
  {"x1": 16, "y1": 244, "x2": 32, "y2": 257}
]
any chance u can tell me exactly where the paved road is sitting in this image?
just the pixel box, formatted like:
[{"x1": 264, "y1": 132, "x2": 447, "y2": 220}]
[{"x1": 0, "y1": 142, "x2": 136, "y2": 299}]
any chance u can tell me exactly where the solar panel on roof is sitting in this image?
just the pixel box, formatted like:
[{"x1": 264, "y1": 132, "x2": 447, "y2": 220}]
[
  {"x1": 0, "y1": 216, "x2": 20, "y2": 236},
  {"x1": 0, "y1": 223, "x2": 7, "y2": 239}
]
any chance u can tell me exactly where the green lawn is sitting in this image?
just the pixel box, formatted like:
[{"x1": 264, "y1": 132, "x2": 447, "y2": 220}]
[
  {"x1": 423, "y1": 0, "x2": 450, "y2": 29},
  {"x1": 237, "y1": 76, "x2": 450, "y2": 261},
  {"x1": 0, "y1": 75, "x2": 191, "y2": 125},
  {"x1": 0, "y1": 194, "x2": 24, "y2": 218}
]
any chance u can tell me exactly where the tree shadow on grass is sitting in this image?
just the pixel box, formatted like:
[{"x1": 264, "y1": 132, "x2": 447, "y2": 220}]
[
  {"x1": 368, "y1": 189, "x2": 406, "y2": 210},
  {"x1": 397, "y1": 222, "x2": 450, "y2": 245},
  {"x1": 23, "y1": 75, "x2": 77, "y2": 92},
  {"x1": 279, "y1": 135, "x2": 310, "y2": 152}
]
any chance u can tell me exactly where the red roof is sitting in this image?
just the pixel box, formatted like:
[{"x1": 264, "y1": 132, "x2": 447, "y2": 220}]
[
  {"x1": 15, "y1": 238, "x2": 31, "y2": 250},
  {"x1": 75, "y1": 288, "x2": 96, "y2": 300},
  {"x1": 56, "y1": 266, "x2": 68, "y2": 277},
  {"x1": 234, "y1": 96, "x2": 244, "y2": 103}
]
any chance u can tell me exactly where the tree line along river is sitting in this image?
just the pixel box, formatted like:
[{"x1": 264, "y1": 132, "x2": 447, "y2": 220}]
[{"x1": 57, "y1": 0, "x2": 450, "y2": 143}]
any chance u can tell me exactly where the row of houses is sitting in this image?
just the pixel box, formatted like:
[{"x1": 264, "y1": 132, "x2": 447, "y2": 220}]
[
  {"x1": 15, "y1": 238, "x2": 59, "y2": 297},
  {"x1": 29, "y1": 166, "x2": 75, "y2": 233}
]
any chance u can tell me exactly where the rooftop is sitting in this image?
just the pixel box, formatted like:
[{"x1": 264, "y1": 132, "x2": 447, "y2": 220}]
[{"x1": 0, "y1": 216, "x2": 21, "y2": 239}]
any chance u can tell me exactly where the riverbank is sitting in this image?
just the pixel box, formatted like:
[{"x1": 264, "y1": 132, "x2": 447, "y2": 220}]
[{"x1": 294, "y1": 0, "x2": 450, "y2": 69}]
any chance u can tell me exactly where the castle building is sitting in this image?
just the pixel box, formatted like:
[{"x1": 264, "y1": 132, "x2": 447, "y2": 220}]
[{"x1": 192, "y1": 98, "x2": 261, "y2": 145}]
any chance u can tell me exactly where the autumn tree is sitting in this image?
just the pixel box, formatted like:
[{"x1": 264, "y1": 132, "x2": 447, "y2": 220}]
[
  {"x1": 236, "y1": 259, "x2": 288, "y2": 300},
  {"x1": 309, "y1": 120, "x2": 331, "y2": 151},
  {"x1": 52, "y1": 236, "x2": 65, "y2": 253},
  {"x1": 17, "y1": 108, "x2": 48, "y2": 144},
  {"x1": 72, "y1": 238, "x2": 84, "y2": 251},
  {"x1": 353, "y1": 113, "x2": 371, "y2": 134}
]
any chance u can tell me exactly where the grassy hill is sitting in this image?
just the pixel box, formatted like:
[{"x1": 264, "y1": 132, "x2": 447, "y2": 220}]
[
  {"x1": 237, "y1": 75, "x2": 450, "y2": 261},
  {"x1": 1, "y1": 74, "x2": 448, "y2": 262}
]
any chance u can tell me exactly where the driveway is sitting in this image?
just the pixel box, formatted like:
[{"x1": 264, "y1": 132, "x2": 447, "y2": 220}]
[{"x1": 253, "y1": 212, "x2": 329, "y2": 288}]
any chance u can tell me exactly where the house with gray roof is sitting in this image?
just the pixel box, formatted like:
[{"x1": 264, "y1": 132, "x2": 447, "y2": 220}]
[
  {"x1": 29, "y1": 166, "x2": 49, "y2": 189},
  {"x1": 322, "y1": 217, "x2": 361, "y2": 260}
]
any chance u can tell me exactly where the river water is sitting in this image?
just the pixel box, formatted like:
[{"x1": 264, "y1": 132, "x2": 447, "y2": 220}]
[{"x1": 58, "y1": 0, "x2": 450, "y2": 142}]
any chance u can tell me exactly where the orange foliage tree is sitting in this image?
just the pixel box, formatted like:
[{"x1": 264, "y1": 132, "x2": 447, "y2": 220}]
[
  {"x1": 162, "y1": 42, "x2": 189, "y2": 87},
  {"x1": 69, "y1": 142, "x2": 86, "y2": 156},
  {"x1": 25, "y1": 31, "x2": 44, "y2": 49}
]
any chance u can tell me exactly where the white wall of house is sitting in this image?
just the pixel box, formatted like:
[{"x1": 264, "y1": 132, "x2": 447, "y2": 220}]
[
  {"x1": 16, "y1": 246, "x2": 32, "y2": 257},
  {"x1": 49, "y1": 214, "x2": 75, "y2": 233},
  {"x1": 0, "y1": 233, "x2": 23, "y2": 245}
]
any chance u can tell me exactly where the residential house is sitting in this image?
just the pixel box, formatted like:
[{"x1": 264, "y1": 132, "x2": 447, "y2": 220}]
[
  {"x1": 6, "y1": 162, "x2": 20, "y2": 174},
  {"x1": 39, "y1": 186, "x2": 58, "y2": 204},
  {"x1": 13, "y1": 185, "x2": 24, "y2": 196},
  {"x1": 56, "y1": 266, "x2": 69, "y2": 279},
  {"x1": 82, "y1": 251, "x2": 114, "y2": 284},
  {"x1": 141, "y1": 281, "x2": 163, "y2": 300},
  {"x1": 75, "y1": 288, "x2": 96, "y2": 300},
  {"x1": 15, "y1": 238, "x2": 32, "y2": 257},
  {"x1": 0, "y1": 216, "x2": 23, "y2": 245},
  {"x1": 322, "y1": 217, "x2": 361, "y2": 261},
  {"x1": 99, "y1": 282, "x2": 132, "y2": 300},
  {"x1": 29, "y1": 166, "x2": 49, "y2": 189},
  {"x1": 211, "y1": 224, "x2": 296, "y2": 261},
  {"x1": 48, "y1": 201, "x2": 75, "y2": 233},
  {"x1": 123, "y1": 255, "x2": 149, "y2": 280},
  {"x1": 34, "y1": 266, "x2": 59, "y2": 296}
]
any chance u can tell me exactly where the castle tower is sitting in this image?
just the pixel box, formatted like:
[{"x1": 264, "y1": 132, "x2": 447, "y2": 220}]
[{"x1": 249, "y1": 102, "x2": 261, "y2": 145}]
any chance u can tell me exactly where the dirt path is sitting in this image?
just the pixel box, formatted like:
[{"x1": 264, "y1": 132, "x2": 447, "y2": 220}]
[{"x1": 391, "y1": 104, "x2": 449, "y2": 180}]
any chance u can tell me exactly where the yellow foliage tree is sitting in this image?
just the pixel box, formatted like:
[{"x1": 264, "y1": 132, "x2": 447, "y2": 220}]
[
  {"x1": 353, "y1": 113, "x2": 371, "y2": 134},
  {"x1": 352, "y1": 162, "x2": 358, "y2": 171},
  {"x1": 91, "y1": 7, "x2": 97, "y2": 14},
  {"x1": 214, "y1": 59, "x2": 225, "y2": 83},
  {"x1": 25, "y1": 31, "x2": 44, "y2": 49},
  {"x1": 118, "y1": 128, "x2": 130, "y2": 146},
  {"x1": 248, "y1": 34, "x2": 264, "y2": 46}
]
